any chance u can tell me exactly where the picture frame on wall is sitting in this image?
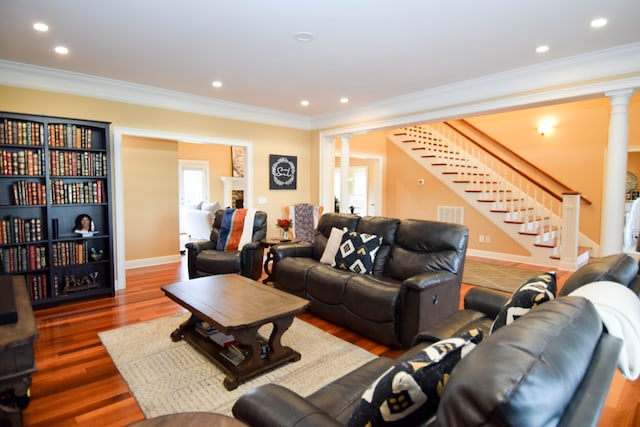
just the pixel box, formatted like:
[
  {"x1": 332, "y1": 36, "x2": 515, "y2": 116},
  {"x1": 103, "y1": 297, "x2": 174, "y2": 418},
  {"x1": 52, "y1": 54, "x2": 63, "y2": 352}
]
[
  {"x1": 269, "y1": 154, "x2": 297, "y2": 190},
  {"x1": 231, "y1": 146, "x2": 245, "y2": 177}
]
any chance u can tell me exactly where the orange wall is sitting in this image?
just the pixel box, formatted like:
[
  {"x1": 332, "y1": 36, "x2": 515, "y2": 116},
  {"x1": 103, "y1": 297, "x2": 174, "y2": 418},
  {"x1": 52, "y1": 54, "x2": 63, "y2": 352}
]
[
  {"x1": 122, "y1": 136, "x2": 179, "y2": 260},
  {"x1": 177, "y1": 142, "x2": 231, "y2": 203}
]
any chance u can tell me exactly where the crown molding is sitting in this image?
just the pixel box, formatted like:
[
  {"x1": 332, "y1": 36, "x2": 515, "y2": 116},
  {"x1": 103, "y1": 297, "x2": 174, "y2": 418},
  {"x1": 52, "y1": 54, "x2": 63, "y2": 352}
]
[
  {"x1": 311, "y1": 42, "x2": 640, "y2": 130},
  {"x1": 1, "y1": 42, "x2": 639, "y2": 133},
  {"x1": 0, "y1": 60, "x2": 312, "y2": 130}
]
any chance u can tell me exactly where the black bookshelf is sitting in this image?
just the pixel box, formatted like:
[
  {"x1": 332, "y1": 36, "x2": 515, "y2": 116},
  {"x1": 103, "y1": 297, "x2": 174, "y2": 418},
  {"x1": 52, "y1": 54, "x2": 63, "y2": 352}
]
[{"x1": 0, "y1": 112, "x2": 114, "y2": 308}]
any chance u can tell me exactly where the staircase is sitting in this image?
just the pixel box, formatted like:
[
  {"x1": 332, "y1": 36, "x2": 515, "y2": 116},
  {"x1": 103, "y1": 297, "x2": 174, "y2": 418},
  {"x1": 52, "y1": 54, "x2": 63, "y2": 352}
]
[{"x1": 388, "y1": 122, "x2": 593, "y2": 269}]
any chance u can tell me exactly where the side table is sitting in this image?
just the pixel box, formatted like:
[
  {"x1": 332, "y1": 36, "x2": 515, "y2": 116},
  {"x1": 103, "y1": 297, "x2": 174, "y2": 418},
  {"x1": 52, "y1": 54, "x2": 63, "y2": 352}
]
[{"x1": 260, "y1": 238, "x2": 300, "y2": 284}]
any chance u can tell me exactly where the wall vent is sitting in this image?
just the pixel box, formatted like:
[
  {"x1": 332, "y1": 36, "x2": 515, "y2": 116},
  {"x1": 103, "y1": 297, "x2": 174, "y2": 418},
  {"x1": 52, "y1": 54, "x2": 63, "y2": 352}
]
[{"x1": 437, "y1": 206, "x2": 464, "y2": 224}]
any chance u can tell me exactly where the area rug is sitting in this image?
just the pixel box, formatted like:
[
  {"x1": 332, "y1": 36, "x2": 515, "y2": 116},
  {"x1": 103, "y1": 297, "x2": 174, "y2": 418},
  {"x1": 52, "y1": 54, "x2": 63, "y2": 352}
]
[
  {"x1": 463, "y1": 259, "x2": 545, "y2": 293},
  {"x1": 98, "y1": 313, "x2": 377, "y2": 418}
]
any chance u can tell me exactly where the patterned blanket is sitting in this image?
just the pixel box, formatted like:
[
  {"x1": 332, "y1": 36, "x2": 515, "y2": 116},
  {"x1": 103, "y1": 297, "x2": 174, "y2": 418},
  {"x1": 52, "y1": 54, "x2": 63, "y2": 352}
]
[{"x1": 216, "y1": 208, "x2": 256, "y2": 251}]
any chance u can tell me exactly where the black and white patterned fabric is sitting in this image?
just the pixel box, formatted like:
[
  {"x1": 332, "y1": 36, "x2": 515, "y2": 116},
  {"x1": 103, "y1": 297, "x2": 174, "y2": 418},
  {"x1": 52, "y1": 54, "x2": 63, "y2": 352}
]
[
  {"x1": 490, "y1": 272, "x2": 557, "y2": 334},
  {"x1": 333, "y1": 231, "x2": 382, "y2": 275},
  {"x1": 348, "y1": 329, "x2": 483, "y2": 427}
]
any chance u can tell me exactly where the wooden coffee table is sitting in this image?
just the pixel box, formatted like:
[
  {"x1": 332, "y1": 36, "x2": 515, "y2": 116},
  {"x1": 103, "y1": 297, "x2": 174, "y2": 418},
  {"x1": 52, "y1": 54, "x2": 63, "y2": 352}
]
[{"x1": 161, "y1": 274, "x2": 309, "y2": 390}]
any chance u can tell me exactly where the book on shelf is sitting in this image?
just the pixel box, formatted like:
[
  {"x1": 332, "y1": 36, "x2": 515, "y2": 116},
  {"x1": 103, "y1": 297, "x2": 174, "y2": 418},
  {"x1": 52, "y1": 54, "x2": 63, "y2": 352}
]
[
  {"x1": 26, "y1": 273, "x2": 48, "y2": 301},
  {"x1": 11, "y1": 180, "x2": 46, "y2": 205},
  {"x1": 49, "y1": 151, "x2": 107, "y2": 177},
  {"x1": 47, "y1": 124, "x2": 93, "y2": 149},
  {"x1": 0, "y1": 217, "x2": 43, "y2": 244},
  {"x1": 1, "y1": 120, "x2": 44, "y2": 146},
  {"x1": 49, "y1": 180, "x2": 105, "y2": 204},
  {"x1": 1, "y1": 245, "x2": 46, "y2": 273},
  {"x1": 195, "y1": 320, "x2": 237, "y2": 347}
]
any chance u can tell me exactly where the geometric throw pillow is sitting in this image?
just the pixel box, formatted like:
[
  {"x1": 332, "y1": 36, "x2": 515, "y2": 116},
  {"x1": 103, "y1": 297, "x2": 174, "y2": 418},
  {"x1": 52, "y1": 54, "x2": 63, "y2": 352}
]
[
  {"x1": 347, "y1": 329, "x2": 483, "y2": 427},
  {"x1": 333, "y1": 231, "x2": 382, "y2": 275},
  {"x1": 320, "y1": 227, "x2": 347, "y2": 264},
  {"x1": 490, "y1": 272, "x2": 557, "y2": 334}
]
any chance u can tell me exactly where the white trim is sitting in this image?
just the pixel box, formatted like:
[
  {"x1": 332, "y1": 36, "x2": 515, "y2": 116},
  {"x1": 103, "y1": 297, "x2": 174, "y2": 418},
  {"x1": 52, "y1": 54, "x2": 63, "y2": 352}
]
[
  {"x1": 311, "y1": 42, "x2": 640, "y2": 130},
  {"x1": 2, "y1": 43, "x2": 639, "y2": 132},
  {"x1": 0, "y1": 60, "x2": 311, "y2": 130},
  {"x1": 334, "y1": 152, "x2": 384, "y2": 216},
  {"x1": 113, "y1": 126, "x2": 254, "y2": 290},
  {"x1": 125, "y1": 255, "x2": 183, "y2": 270}
]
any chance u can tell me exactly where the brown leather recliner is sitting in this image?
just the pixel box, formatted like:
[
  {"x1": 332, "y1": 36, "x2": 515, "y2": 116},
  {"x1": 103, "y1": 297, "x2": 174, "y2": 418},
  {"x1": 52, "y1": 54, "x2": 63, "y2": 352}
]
[{"x1": 185, "y1": 209, "x2": 267, "y2": 280}]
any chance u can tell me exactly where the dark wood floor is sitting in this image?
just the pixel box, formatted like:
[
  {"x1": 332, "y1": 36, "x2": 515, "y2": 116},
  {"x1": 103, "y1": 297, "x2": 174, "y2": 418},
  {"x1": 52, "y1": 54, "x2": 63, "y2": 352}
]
[{"x1": 18, "y1": 257, "x2": 640, "y2": 426}]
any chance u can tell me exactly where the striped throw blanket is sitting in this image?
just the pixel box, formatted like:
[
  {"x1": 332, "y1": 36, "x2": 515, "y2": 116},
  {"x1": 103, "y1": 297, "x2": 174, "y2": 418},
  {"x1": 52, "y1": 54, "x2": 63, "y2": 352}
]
[{"x1": 216, "y1": 208, "x2": 256, "y2": 251}]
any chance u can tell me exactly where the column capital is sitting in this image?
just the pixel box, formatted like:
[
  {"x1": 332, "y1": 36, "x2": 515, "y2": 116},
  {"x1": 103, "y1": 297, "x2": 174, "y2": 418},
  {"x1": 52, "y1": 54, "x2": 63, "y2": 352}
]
[{"x1": 605, "y1": 88, "x2": 634, "y2": 101}]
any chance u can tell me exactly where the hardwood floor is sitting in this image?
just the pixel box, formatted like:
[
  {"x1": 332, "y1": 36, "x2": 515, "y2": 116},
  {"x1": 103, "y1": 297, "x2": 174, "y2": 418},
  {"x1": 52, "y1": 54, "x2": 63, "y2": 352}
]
[{"x1": 17, "y1": 257, "x2": 640, "y2": 426}]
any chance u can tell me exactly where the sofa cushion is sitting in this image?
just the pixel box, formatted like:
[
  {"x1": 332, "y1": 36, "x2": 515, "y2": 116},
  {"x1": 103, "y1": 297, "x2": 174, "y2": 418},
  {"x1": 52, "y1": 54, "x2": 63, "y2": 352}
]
[
  {"x1": 490, "y1": 272, "x2": 556, "y2": 334},
  {"x1": 194, "y1": 249, "x2": 240, "y2": 275},
  {"x1": 436, "y1": 297, "x2": 603, "y2": 427},
  {"x1": 334, "y1": 232, "x2": 382, "y2": 275},
  {"x1": 559, "y1": 253, "x2": 639, "y2": 296},
  {"x1": 348, "y1": 329, "x2": 483, "y2": 427},
  {"x1": 320, "y1": 227, "x2": 346, "y2": 264},
  {"x1": 357, "y1": 217, "x2": 400, "y2": 276},
  {"x1": 307, "y1": 264, "x2": 353, "y2": 305},
  {"x1": 313, "y1": 214, "x2": 360, "y2": 261},
  {"x1": 343, "y1": 275, "x2": 401, "y2": 323},
  {"x1": 273, "y1": 257, "x2": 317, "y2": 297}
]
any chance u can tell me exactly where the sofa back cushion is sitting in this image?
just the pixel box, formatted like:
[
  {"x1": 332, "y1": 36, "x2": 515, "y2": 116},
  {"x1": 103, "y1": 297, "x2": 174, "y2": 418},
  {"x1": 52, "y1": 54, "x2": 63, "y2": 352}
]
[
  {"x1": 312, "y1": 213, "x2": 360, "y2": 261},
  {"x1": 385, "y1": 219, "x2": 468, "y2": 281},
  {"x1": 559, "y1": 253, "x2": 639, "y2": 296},
  {"x1": 435, "y1": 297, "x2": 603, "y2": 427},
  {"x1": 357, "y1": 216, "x2": 400, "y2": 275}
]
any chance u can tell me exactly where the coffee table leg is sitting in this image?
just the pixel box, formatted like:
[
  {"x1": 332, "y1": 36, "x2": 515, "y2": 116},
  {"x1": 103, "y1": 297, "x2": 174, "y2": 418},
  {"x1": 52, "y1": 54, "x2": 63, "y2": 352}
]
[
  {"x1": 170, "y1": 314, "x2": 198, "y2": 342},
  {"x1": 269, "y1": 315, "x2": 300, "y2": 361}
]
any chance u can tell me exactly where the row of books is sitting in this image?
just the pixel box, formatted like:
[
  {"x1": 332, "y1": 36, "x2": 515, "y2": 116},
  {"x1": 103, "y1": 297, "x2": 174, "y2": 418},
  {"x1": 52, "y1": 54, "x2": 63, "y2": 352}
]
[
  {"x1": 1, "y1": 245, "x2": 47, "y2": 273},
  {"x1": 11, "y1": 180, "x2": 46, "y2": 205},
  {"x1": 49, "y1": 151, "x2": 107, "y2": 177},
  {"x1": 50, "y1": 180, "x2": 104, "y2": 204},
  {"x1": 51, "y1": 240, "x2": 89, "y2": 267},
  {"x1": 48, "y1": 124, "x2": 94, "y2": 149},
  {"x1": 27, "y1": 273, "x2": 48, "y2": 301},
  {"x1": 0, "y1": 120, "x2": 45, "y2": 146},
  {"x1": 0, "y1": 217, "x2": 43, "y2": 244},
  {"x1": 195, "y1": 320, "x2": 237, "y2": 347},
  {"x1": 0, "y1": 149, "x2": 45, "y2": 176}
]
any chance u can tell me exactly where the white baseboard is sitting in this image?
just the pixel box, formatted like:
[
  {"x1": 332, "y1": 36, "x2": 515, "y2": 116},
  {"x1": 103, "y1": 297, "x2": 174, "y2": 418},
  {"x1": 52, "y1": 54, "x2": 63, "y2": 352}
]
[
  {"x1": 466, "y1": 249, "x2": 552, "y2": 269},
  {"x1": 125, "y1": 254, "x2": 182, "y2": 270}
]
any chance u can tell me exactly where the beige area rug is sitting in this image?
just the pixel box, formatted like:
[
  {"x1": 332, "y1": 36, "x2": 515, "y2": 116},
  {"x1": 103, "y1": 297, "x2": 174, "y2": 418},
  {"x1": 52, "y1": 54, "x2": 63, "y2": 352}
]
[
  {"x1": 99, "y1": 313, "x2": 377, "y2": 418},
  {"x1": 463, "y1": 259, "x2": 545, "y2": 293}
]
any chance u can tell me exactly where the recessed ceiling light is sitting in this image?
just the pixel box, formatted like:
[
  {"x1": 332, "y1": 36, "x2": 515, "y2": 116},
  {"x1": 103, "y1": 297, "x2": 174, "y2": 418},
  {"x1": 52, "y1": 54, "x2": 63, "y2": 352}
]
[
  {"x1": 590, "y1": 18, "x2": 607, "y2": 28},
  {"x1": 300, "y1": 100, "x2": 310, "y2": 107},
  {"x1": 536, "y1": 45, "x2": 549, "y2": 53},
  {"x1": 340, "y1": 97, "x2": 349, "y2": 104},
  {"x1": 54, "y1": 46, "x2": 69, "y2": 55},
  {"x1": 294, "y1": 32, "x2": 314, "y2": 43},
  {"x1": 212, "y1": 81, "x2": 223, "y2": 88},
  {"x1": 33, "y1": 22, "x2": 48, "y2": 32}
]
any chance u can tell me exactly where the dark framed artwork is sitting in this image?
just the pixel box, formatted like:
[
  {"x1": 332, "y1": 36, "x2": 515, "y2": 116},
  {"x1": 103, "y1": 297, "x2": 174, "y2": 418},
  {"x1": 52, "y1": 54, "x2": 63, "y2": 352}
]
[
  {"x1": 269, "y1": 154, "x2": 297, "y2": 190},
  {"x1": 231, "y1": 146, "x2": 245, "y2": 177}
]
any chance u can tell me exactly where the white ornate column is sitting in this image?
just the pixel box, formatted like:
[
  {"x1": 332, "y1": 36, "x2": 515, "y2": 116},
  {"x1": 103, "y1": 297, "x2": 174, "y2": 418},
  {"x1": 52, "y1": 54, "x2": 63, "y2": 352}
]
[
  {"x1": 340, "y1": 135, "x2": 351, "y2": 213},
  {"x1": 600, "y1": 89, "x2": 634, "y2": 256}
]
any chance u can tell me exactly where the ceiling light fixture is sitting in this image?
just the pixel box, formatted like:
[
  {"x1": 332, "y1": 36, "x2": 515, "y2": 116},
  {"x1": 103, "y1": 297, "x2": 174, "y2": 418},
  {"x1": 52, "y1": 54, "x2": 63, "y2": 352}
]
[
  {"x1": 590, "y1": 18, "x2": 607, "y2": 28},
  {"x1": 212, "y1": 81, "x2": 223, "y2": 88},
  {"x1": 294, "y1": 32, "x2": 314, "y2": 43},
  {"x1": 300, "y1": 100, "x2": 310, "y2": 107},
  {"x1": 340, "y1": 97, "x2": 349, "y2": 104},
  {"x1": 536, "y1": 45, "x2": 549, "y2": 53},
  {"x1": 33, "y1": 22, "x2": 48, "y2": 32},
  {"x1": 537, "y1": 118, "x2": 557, "y2": 136},
  {"x1": 54, "y1": 46, "x2": 69, "y2": 55}
]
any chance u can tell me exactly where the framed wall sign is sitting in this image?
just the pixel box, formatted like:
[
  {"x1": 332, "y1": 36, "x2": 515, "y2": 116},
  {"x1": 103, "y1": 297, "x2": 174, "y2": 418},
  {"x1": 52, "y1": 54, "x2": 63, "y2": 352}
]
[{"x1": 269, "y1": 154, "x2": 297, "y2": 190}]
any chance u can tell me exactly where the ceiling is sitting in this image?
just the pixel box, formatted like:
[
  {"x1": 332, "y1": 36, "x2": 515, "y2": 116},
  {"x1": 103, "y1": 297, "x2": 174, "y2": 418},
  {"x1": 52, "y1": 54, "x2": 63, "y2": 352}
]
[{"x1": 1, "y1": 0, "x2": 640, "y2": 118}]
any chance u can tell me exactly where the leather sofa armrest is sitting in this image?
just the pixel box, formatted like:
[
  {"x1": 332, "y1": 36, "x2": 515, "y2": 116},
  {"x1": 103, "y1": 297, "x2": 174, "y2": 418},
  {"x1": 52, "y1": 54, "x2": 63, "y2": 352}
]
[
  {"x1": 401, "y1": 271, "x2": 458, "y2": 291},
  {"x1": 272, "y1": 242, "x2": 314, "y2": 261},
  {"x1": 185, "y1": 240, "x2": 216, "y2": 255},
  {"x1": 232, "y1": 384, "x2": 342, "y2": 427},
  {"x1": 463, "y1": 287, "x2": 510, "y2": 319},
  {"x1": 241, "y1": 241, "x2": 266, "y2": 281}
]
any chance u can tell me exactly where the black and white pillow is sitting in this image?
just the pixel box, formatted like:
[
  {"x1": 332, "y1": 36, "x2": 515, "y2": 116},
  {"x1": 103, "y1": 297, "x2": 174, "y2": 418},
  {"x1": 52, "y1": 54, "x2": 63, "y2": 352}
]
[
  {"x1": 490, "y1": 272, "x2": 557, "y2": 334},
  {"x1": 333, "y1": 231, "x2": 382, "y2": 275},
  {"x1": 348, "y1": 329, "x2": 483, "y2": 427}
]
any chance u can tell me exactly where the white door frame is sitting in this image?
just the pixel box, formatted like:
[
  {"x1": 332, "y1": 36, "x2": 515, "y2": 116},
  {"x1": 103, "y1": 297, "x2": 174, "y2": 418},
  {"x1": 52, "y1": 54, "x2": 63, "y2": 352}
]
[
  {"x1": 112, "y1": 127, "x2": 253, "y2": 291},
  {"x1": 334, "y1": 152, "x2": 383, "y2": 216}
]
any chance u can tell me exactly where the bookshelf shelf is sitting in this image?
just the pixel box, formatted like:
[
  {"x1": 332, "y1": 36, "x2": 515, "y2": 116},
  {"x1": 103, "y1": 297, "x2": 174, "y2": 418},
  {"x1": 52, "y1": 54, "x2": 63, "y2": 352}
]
[{"x1": 0, "y1": 111, "x2": 114, "y2": 308}]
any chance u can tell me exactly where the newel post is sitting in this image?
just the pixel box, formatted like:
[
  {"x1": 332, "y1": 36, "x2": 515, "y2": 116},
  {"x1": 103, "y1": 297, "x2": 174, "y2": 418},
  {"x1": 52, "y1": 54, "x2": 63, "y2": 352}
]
[{"x1": 559, "y1": 192, "x2": 581, "y2": 270}]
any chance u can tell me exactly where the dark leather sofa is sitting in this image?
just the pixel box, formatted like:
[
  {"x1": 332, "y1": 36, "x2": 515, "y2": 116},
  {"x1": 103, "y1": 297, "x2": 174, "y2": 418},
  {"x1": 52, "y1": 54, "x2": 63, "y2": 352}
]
[
  {"x1": 185, "y1": 209, "x2": 267, "y2": 281},
  {"x1": 233, "y1": 254, "x2": 638, "y2": 427},
  {"x1": 271, "y1": 213, "x2": 469, "y2": 348}
]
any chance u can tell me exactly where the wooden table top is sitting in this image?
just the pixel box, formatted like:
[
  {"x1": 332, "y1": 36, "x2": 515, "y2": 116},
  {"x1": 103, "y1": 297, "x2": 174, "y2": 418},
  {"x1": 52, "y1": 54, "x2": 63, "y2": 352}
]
[
  {"x1": 128, "y1": 412, "x2": 247, "y2": 427},
  {"x1": 0, "y1": 275, "x2": 38, "y2": 351},
  {"x1": 161, "y1": 274, "x2": 309, "y2": 331},
  {"x1": 261, "y1": 237, "x2": 301, "y2": 246}
]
